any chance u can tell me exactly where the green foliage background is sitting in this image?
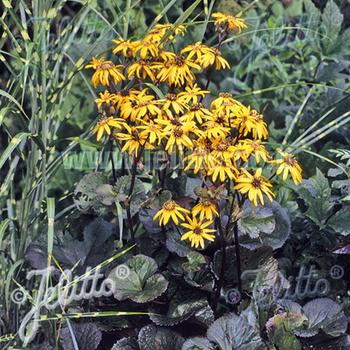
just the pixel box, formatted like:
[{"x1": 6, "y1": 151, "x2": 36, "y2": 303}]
[{"x1": 1, "y1": 0, "x2": 350, "y2": 349}]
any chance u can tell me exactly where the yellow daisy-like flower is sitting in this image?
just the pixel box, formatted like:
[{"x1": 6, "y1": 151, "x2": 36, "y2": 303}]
[
  {"x1": 112, "y1": 38, "x2": 138, "y2": 57},
  {"x1": 214, "y1": 51, "x2": 230, "y2": 70},
  {"x1": 86, "y1": 58, "x2": 126, "y2": 88},
  {"x1": 178, "y1": 84, "x2": 210, "y2": 104},
  {"x1": 158, "y1": 50, "x2": 177, "y2": 62},
  {"x1": 85, "y1": 57, "x2": 105, "y2": 69},
  {"x1": 162, "y1": 93, "x2": 189, "y2": 118},
  {"x1": 157, "y1": 55, "x2": 201, "y2": 87},
  {"x1": 211, "y1": 92, "x2": 243, "y2": 114},
  {"x1": 115, "y1": 125, "x2": 152, "y2": 155},
  {"x1": 164, "y1": 124, "x2": 195, "y2": 154},
  {"x1": 113, "y1": 89, "x2": 139, "y2": 110},
  {"x1": 181, "y1": 216, "x2": 216, "y2": 249},
  {"x1": 95, "y1": 91, "x2": 116, "y2": 110},
  {"x1": 183, "y1": 103, "x2": 212, "y2": 124},
  {"x1": 212, "y1": 12, "x2": 247, "y2": 33},
  {"x1": 184, "y1": 143, "x2": 214, "y2": 174},
  {"x1": 135, "y1": 39, "x2": 160, "y2": 58},
  {"x1": 120, "y1": 90, "x2": 161, "y2": 121},
  {"x1": 93, "y1": 116, "x2": 124, "y2": 141},
  {"x1": 181, "y1": 42, "x2": 216, "y2": 68},
  {"x1": 138, "y1": 120, "x2": 164, "y2": 145},
  {"x1": 153, "y1": 200, "x2": 190, "y2": 225},
  {"x1": 238, "y1": 139, "x2": 269, "y2": 164},
  {"x1": 148, "y1": 24, "x2": 186, "y2": 42},
  {"x1": 234, "y1": 168, "x2": 274, "y2": 206},
  {"x1": 202, "y1": 118, "x2": 230, "y2": 139},
  {"x1": 192, "y1": 199, "x2": 219, "y2": 221},
  {"x1": 211, "y1": 139, "x2": 236, "y2": 162},
  {"x1": 274, "y1": 151, "x2": 302, "y2": 185},
  {"x1": 208, "y1": 160, "x2": 238, "y2": 182},
  {"x1": 127, "y1": 60, "x2": 158, "y2": 81},
  {"x1": 237, "y1": 107, "x2": 268, "y2": 140}
]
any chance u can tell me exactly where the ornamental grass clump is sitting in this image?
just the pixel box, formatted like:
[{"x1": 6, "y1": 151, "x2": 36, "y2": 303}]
[{"x1": 85, "y1": 13, "x2": 302, "y2": 250}]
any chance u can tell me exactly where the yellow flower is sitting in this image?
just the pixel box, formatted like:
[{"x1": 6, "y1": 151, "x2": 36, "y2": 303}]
[
  {"x1": 164, "y1": 124, "x2": 195, "y2": 154},
  {"x1": 148, "y1": 24, "x2": 186, "y2": 42},
  {"x1": 208, "y1": 160, "x2": 238, "y2": 182},
  {"x1": 184, "y1": 142, "x2": 214, "y2": 174},
  {"x1": 214, "y1": 51, "x2": 230, "y2": 70},
  {"x1": 95, "y1": 91, "x2": 116, "y2": 110},
  {"x1": 212, "y1": 12, "x2": 247, "y2": 33},
  {"x1": 85, "y1": 57, "x2": 105, "y2": 69},
  {"x1": 274, "y1": 151, "x2": 302, "y2": 185},
  {"x1": 113, "y1": 89, "x2": 139, "y2": 109},
  {"x1": 153, "y1": 200, "x2": 190, "y2": 225},
  {"x1": 237, "y1": 107, "x2": 268, "y2": 140},
  {"x1": 157, "y1": 55, "x2": 201, "y2": 87},
  {"x1": 202, "y1": 118, "x2": 230, "y2": 139},
  {"x1": 210, "y1": 92, "x2": 243, "y2": 114},
  {"x1": 234, "y1": 168, "x2": 274, "y2": 206},
  {"x1": 127, "y1": 60, "x2": 158, "y2": 81},
  {"x1": 93, "y1": 116, "x2": 124, "y2": 141},
  {"x1": 112, "y1": 38, "x2": 138, "y2": 57},
  {"x1": 233, "y1": 144, "x2": 250, "y2": 163},
  {"x1": 181, "y1": 216, "x2": 216, "y2": 249},
  {"x1": 86, "y1": 58, "x2": 126, "y2": 87},
  {"x1": 183, "y1": 103, "x2": 212, "y2": 124},
  {"x1": 192, "y1": 200, "x2": 219, "y2": 221},
  {"x1": 138, "y1": 120, "x2": 164, "y2": 145},
  {"x1": 181, "y1": 42, "x2": 216, "y2": 68},
  {"x1": 135, "y1": 39, "x2": 160, "y2": 58},
  {"x1": 238, "y1": 140, "x2": 269, "y2": 164},
  {"x1": 158, "y1": 50, "x2": 177, "y2": 62},
  {"x1": 116, "y1": 125, "x2": 152, "y2": 155},
  {"x1": 178, "y1": 84, "x2": 210, "y2": 104},
  {"x1": 120, "y1": 90, "x2": 161, "y2": 121},
  {"x1": 211, "y1": 139, "x2": 236, "y2": 162},
  {"x1": 162, "y1": 93, "x2": 189, "y2": 118}
]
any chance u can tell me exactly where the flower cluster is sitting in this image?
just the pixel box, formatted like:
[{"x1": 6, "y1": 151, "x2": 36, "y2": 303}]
[{"x1": 86, "y1": 13, "x2": 302, "y2": 249}]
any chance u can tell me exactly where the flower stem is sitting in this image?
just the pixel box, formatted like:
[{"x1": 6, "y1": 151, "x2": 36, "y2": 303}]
[
  {"x1": 213, "y1": 216, "x2": 226, "y2": 315},
  {"x1": 233, "y1": 220, "x2": 242, "y2": 293}
]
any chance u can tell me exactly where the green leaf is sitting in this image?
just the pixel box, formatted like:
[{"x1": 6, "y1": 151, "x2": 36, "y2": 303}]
[
  {"x1": 240, "y1": 201, "x2": 291, "y2": 250},
  {"x1": 95, "y1": 184, "x2": 115, "y2": 206},
  {"x1": 304, "y1": 0, "x2": 321, "y2": 27},
  {"x1": 252, "y1": 258, "x2": 290, "y2": 329},
  {"x1": 150, "y1": 296, "x2": 210, "y2": 326},
  {"x1": 26, "y1": 218, "x2": 115, "y2": 271},
  {"x1": 327, "y1": 207, "x2": 350, "y2": 236},
  {"x1": 238, "y1": 204, "x2": 275, "y2": 239},
  {"x1": 322, "y1": 0, "x2": 343, "y2": 41},
  {"x1": 182, "y1": 338, "x2": 214, "y2": 350},
  {"x1": 114, "y1": 175, "x2": 146, "y2": 216},
  {"x1": 166, "y1": 230, "x2": 192, "y2": 257},
  {"x1": 266, "y1": 312, "x2": 307, "y2": 350},
  {"x1": 74, "y1": 172, "x2": 108, "y2": 213},
  {"x1": 296, "y1": 298, "x2": 348, "y2": 338},
  {"x1": 111, "y1": 337, "x2": 139, "y2": 350},
  {"x1": 0, "y1": 132, "x2": 30, "y2": 170},
  {"x1": 60, "y1": 322, "x2": 102, "y2": 350},
  {"x1": 108, "y1": 255, "x2": 168, "y2": 303},
  {"x1": 298, "y1": 169, "x2": 333, "y2": 227},
  {"x1": 207, "y1": 313, "x2": 264, "y2": 350},
  {"x1": 138, "y1": 324, "x2": 185, "y2": 350},
  {"x1": 182, "y1": 251, "x2": 206, "y2": 273}
]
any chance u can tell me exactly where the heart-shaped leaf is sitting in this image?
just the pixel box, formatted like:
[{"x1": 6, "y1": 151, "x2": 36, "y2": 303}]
[{"x1": 108, "y1": 254, "x2": 168, "y2": 303}]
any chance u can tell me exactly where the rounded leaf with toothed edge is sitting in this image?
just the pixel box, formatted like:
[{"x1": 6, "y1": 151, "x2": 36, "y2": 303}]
[{"x1": 108, "y1": 254, "x2": 168, "y2": 303}]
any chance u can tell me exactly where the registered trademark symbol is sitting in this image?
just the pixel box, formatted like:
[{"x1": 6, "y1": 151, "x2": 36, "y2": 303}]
[
  {"x1": 225, "y1": 288, "x2": 241, "y2": 305},
  {"x1": 115, "y1": 264, "x2": 130, "y2": 279},
  {"x1": 330, "y1": 265, "x2": 344, "y2": 280}
]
